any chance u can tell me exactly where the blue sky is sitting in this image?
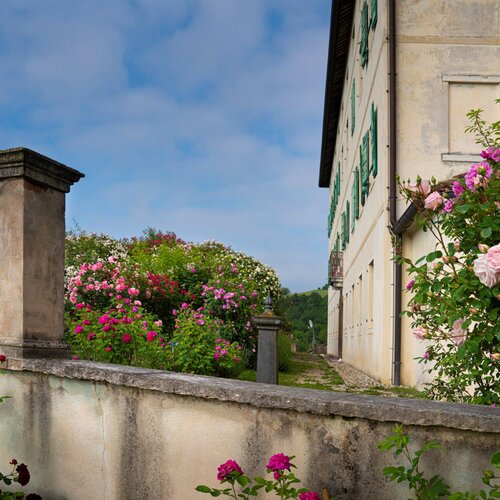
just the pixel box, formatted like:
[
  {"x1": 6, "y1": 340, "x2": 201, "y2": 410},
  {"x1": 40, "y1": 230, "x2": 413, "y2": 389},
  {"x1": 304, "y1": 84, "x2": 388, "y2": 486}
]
[{"x1": 0, "y1": 0, "x2": 331, "y2": 292}]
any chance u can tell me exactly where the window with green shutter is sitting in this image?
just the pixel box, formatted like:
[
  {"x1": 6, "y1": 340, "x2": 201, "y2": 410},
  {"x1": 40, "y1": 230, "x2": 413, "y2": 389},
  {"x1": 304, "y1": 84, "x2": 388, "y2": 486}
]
[
  {"x1": 351, "y1": 80, "x2": 355, "y2": 135},
  {"x1": 341, "y1": 212, "x2": 346, "y2": 250},
  {"x1": 360, "y1": 131, "x2": 370, "y2": 205},
  {"x1": 354, "y1": 167, "x2": 360, "y2": 219},
  {"x1": 346, "y1": 201, "x2": 350, "y2": 239},
  {"x1": 351, "y1": 182, "x2": 356, "y2": 233},
  {"x1": 370, "y1": 0, "x2": 377, "y2": 29},
  {"x1": 360, "y1": 2, "x2": 369, "y2": 68},
  {"x1": 371, "y1": 103, "x2": 378, "y2": 177}
]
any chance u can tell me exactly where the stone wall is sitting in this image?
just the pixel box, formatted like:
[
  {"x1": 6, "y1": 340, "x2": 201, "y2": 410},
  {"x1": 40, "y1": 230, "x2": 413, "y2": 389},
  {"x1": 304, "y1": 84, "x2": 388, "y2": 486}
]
[{"x1": 0, "y1": 359, "x2": 498, "y2": 500}]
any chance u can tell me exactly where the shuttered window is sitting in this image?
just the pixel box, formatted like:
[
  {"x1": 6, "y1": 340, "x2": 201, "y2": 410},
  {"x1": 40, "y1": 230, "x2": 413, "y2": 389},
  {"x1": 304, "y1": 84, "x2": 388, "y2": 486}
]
[
  {"x1": 371, "y1": 103, "x2": 378, "y2": 177},
  {"x1": 360, "y1": 2, "x2": 369, "y2": 68},
  {"x1": 360, "y1": 131, "x2": 370, "y2": 205},
  {"x1": 370, "y1": 0, "x2": 377, "y2": 29},
  {"x1": 353, "y1": 167, "x2": 360, "y2": 220},
  {"x1": 351, "y1": 80, "x2": 356, "y2": 135}
]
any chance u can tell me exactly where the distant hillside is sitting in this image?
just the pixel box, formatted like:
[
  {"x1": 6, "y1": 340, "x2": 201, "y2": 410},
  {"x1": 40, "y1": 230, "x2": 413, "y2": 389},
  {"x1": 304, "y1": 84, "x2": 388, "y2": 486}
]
[{"x1": 277, "y1": 289, "x2": 328, "y2": 351}]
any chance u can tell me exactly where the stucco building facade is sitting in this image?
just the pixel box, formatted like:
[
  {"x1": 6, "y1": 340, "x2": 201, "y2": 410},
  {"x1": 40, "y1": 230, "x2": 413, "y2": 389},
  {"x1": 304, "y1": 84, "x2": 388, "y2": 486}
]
[{"x1": 319, "y1": 0, "x2": 500, "y2": 387}]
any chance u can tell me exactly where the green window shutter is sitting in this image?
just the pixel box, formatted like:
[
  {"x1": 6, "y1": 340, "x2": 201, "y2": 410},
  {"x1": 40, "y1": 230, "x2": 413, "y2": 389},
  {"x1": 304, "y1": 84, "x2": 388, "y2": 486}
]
[
  {"x1": 341, "y1": 212, "x2": 346, "y2": 250},
  {"x1": 360, "y1": 131, "x2": 370, "y2": 205},
  {"x1": 353, "y1": 167, "x2": 360, "y2": 221},
  {"x1": 371, "y1": 103, "x2": 378, "y2": 177},
  {"x1": 346, "y1": 201, "x2": 351, "y2": 239},
  {"x1": 351, "y1": 183, "x2": 356, "y2": 233},
  {"x1": 351, "y1": 80, "x2": 356, "y2": 135},
  {"x1": 360, "y1": 2, "x2": 369, "y2": 68},
  {"x1": 370, "y1": 0, "x2": 377, "y2": 29}
]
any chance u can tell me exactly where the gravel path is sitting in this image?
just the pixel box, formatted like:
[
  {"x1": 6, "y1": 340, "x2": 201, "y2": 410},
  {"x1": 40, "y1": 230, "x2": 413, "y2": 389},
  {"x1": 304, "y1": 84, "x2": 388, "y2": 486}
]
[{"x1": 322, "y1": 355, "x2": 379, "y2": 388}]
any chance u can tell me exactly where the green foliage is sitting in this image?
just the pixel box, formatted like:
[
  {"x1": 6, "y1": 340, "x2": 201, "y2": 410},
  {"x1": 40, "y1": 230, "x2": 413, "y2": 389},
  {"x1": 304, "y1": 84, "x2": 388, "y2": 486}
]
[
  {"x1": 277, "y1": 291, "x2": 327, "y2": 351},
  {"x1": 379, "y1": 426, "x2": 500, "y2": 499},
  {"x1": 398, "y1": 108, "x2": 500, "y2": 405},
  {"x1": 171, "y1": 308, "x2": 242, "y2": 377},
  {"x1": 277, "y1": 333, "x2": 293, "y2": 372}
]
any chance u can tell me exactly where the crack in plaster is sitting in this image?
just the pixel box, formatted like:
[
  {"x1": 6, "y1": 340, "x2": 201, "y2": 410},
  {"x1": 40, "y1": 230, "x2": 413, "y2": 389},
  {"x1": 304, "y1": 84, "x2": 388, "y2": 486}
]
[{"x1": 93, "y1": 382, "x2": 107, "y2": 500}]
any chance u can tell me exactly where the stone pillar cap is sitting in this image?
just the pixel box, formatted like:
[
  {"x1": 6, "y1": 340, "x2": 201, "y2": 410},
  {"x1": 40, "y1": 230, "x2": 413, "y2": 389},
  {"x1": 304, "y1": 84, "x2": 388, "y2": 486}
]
[{"x1": 0, "y1": 147, "x2": 85, "y2": 193}]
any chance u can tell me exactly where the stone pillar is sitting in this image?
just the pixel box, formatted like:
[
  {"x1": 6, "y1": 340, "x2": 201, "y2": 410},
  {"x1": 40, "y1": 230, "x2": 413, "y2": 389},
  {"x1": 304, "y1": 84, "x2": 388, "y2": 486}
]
[
  {"x1": 254, "y1": 297, "x2": 281, "y2": 384},
  {"x1": 0, "y1": 147, "x2": 84, "y2": 360}
]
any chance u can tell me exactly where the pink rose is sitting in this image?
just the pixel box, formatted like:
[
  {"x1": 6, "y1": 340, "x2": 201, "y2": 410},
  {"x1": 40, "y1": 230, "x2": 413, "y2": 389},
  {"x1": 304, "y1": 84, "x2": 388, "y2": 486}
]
[
  {"x1": 413, "y1": 326, "x2": 427, "y2": 340},
  {"x1": 266, "y1": 453, "x2": 291, "y2": 473},
  {"x1": 74, "y1": 324, "x2": 83, "y2": 334},
  {"x1": 473, "y1": 253, "x2": 500, "y2": 288},
  {"x1": 486, "y1": 243, "x2": 500, "y2": 273},
  {"x1": 216, "y1": 460, "x2": 243, "y2": 482},
  {"x1": 451, "y1": 318, "x2": 467, "y2": 346},
  {"x1": 146, "y1": 331, "x2": 157, "y2": 342},
  {"x1": 408, "y1": 180, "x2": 431, "y2": 196},
  {"x1": 424, "y1": 192, "x2": 443, "y2": 211},
  {"x1": 299, "y1": 493, "x2": 321, "y2": 500},
  {"x1": 122, "y1": 334, "x2": 132, "y2": 344}
]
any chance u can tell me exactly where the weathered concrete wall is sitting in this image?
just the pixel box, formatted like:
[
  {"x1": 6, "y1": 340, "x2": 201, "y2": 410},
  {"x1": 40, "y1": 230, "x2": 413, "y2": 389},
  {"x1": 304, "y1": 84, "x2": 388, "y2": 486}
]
[{"x1": 0, "y1": 361, "x2": 498, "y2": 500}]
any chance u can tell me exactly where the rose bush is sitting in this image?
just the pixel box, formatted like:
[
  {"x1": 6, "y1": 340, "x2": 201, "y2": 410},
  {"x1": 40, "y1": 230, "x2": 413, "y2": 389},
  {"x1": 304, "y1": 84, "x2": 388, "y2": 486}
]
[
  {"x1": 65, "y1": 228, "x2": 282, "y2": 375},
  {"x1": 398, "y1": 105, "x2": 500, "y2": 405},
  {"x1": 196, "y1": 453, "x2": 323, "y2": 499}
]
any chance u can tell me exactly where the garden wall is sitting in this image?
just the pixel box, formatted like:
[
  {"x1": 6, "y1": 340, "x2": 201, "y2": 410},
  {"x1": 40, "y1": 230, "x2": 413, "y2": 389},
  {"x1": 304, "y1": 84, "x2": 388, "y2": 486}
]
[{"x1": 1, "y1": 359, "x2": 498, "y2": 500}]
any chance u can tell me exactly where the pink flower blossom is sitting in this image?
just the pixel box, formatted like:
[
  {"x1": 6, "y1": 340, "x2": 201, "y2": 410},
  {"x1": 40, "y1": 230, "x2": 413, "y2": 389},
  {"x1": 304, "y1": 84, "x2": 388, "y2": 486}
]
[
  {"x1": 452, "y1": 319, "x2": 467, "y2": 346},
  {"x1": 406, "y1": 279, "x2": 415, "y2": 291},
  {"x1": 486, "y1": 243, "x2": 500, "y2": 273},
  {"x1": 147, "y1": 331, "x2": 157, "y2": 342},
  {"x1": 424, "y1": 192, "x2": 443, "y2": 211},
  {"x1": 407, "y1": 180, "x2": 431, "y2": 196},
  {"x1": 452, "y1": 181, "x2": 465, "y2": 198},
  {"x1": 441, "y1": 199, "x2": 454, "y2": 213},
  {"x1": 105, "y1": 347, "x2": 112, "y2": 352},
  {"x1": 473, "y1": 252, "x2": 500, "y2": 288},
  {"x1": 181, "y1": 302, "x2": 188, "y2": 309},
  {"x1": 76, "y1": 303, "x2": 85, "y2": 310},
  {"x1": 465, "y1": 162, "x2": 492, "y2": 190},
  {"x1": 128, "y1": 287, "x2": 140, "y2": 296},
  {"x1": 266, "y1": 453, "x2": 291, "y2": 473},
  {"x1": 73, "y1": 355, "x2": 79, "y2": 360},
  {"x1": 299, "y1": 493, "x2": 321, "y2": 500},
  {"x1": 98, "y1": 315, "x2": 110, "y2": 325},
  {"x1": 413, "y1": 326, "x2": 427, "y2": 340},
  {"x1": 122, "y1": 334, "x2": 132, "y2": 344},
  {"x1": 480, "y1": 146, "x2": 500, "y2": 163},
  {"x1": 74, "y1": 324, "x2": 83, "y2": 334},
  {"x1": 217, "y1": 460, "x2": 243, "y2": 482},
  {"x1": 423, "y1": 351, "x2": 429, "y2": 360}
]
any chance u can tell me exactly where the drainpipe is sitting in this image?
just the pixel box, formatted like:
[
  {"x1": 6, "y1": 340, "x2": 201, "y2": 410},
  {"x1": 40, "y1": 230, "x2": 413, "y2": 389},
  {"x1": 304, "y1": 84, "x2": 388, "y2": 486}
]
[{"x1": 388, "y1": 0, "x2": 401, "y2": 386}]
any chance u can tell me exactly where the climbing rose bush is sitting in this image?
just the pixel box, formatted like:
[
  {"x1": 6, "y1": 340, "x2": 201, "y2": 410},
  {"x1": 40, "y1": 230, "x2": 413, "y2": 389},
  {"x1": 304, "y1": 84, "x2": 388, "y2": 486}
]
[
  {"x1": 196, "y1": 453, "x2": 322, "y2": 499},
  {"x1": 398, "y1": 106, "x2": 500, "y2": 405}
]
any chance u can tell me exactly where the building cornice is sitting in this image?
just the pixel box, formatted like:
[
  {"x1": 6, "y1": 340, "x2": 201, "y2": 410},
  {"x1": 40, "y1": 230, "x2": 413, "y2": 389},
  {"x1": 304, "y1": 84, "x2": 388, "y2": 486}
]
[{"x1": 318, "y1": 0, "x2": 356, "y2": 188}]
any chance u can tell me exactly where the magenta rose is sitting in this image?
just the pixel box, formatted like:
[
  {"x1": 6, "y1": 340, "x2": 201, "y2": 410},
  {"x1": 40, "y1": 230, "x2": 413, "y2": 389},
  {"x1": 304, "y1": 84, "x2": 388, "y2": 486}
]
[
  {"x1": 216, "y1": 460, "x2": 243, "y2": 482},
  {"x1": 16, "y1": 463, "x2": 30, "y2": 486},
  {"x1": 299, "y1": 493, "x2": 321, "y2": 500},
  {"x1": 266, "y1": 453, "x2": 291, "y2": 475},
  {"x1": 424, "y1": 192, "x2": 443, "y2": 211}
]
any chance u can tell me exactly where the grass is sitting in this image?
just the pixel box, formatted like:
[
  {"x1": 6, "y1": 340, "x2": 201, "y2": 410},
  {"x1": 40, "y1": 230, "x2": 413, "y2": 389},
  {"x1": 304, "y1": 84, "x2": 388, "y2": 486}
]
[
  {"x1": 238, "y1": 352, "x2": 343, "y2": 391},
  {"x1": 237, "y1": 352, "x2": 428, "y2": 400}
]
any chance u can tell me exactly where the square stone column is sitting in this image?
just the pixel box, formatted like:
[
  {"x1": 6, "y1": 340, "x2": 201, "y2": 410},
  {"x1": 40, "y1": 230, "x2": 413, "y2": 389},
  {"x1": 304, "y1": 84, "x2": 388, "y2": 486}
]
[
  {"x1": 0, "y1": 147, "x2": 84, "y2": 359},
  {"x1": 254, "y1": 313, "x2": 281, "y2": 385}
]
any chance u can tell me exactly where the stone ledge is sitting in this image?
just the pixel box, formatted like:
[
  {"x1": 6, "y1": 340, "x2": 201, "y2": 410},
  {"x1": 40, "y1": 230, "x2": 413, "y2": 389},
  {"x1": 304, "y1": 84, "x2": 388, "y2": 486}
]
[
  {"x1": 7, "y1": 358, "x2": 500, "y2": 433},
  {"x1": 0, "y1": 147, "x2": 84, "y2": 193}
]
